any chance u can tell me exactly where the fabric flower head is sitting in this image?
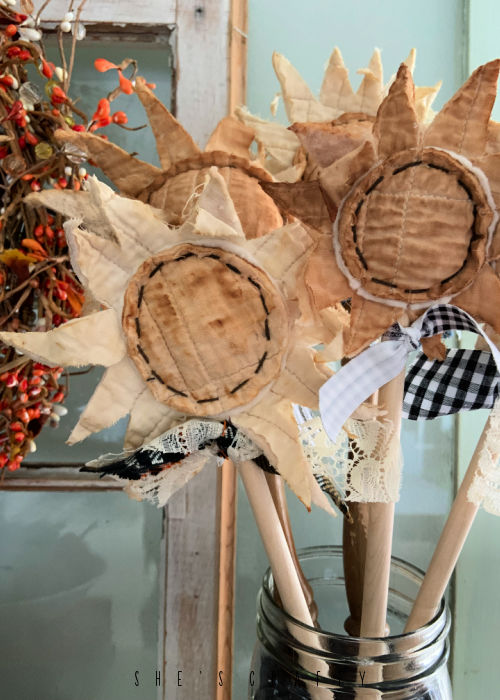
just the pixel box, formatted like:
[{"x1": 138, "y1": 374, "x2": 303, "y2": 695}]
[
  {"x1": 266, "y1": 61, "x2": 500, "y2": 357},
  {"x1": 0, "y1": 171, "x2": 332, "y2": 508},
  {"x1": 238, "y1": 47, "x2": 441, "y2": 182},
  {"x1": 55, "y1": 78, "x2": 283, "y2": 240}
]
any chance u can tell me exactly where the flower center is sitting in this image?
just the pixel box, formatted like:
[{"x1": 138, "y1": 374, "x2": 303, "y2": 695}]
[
  {"x1": 335, "y1": 147, "x2": 494, "y2": 305},
  {"x1": 122, "y1": 243, "x2": 288, "y2": 416}
]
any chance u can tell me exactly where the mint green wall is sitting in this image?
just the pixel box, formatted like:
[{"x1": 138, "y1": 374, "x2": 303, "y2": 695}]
[
  {"x1": 247, "y1": 0, "x2": 466, "y2": 121},
  {"x1": 469, "y1": 0, "x2": 500, "y2": 119}
]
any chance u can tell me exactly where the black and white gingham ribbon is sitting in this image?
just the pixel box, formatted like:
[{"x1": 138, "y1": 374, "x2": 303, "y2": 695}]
[
  {"x1": 403, "y1": 349, "x2": 499, "y2": 420},
  {"x1": 319, "y1": 304, "x2": 500, "y2": 442}
]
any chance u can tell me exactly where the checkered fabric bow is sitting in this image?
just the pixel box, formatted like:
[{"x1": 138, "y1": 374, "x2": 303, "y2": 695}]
[
  {"x1": 319, "y1": 304, "x2": 500, "y2": 442},
  {"x1": 403, "y1": 349, "x2": 499, "y2": 420}
]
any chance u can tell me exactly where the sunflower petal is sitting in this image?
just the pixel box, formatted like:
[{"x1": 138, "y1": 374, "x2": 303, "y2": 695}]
[
  {"x1": 0, "y1": 310, "x2": 125, "y2": 367},
  {"x1": 68, "y1": 357, "x2": 145, "y2": 444},
  {"x1": 374, "y1": 63, "x2": 418, "y2": 159},
  {"x1": 54, "y1": 129, "x2": 161, "y2": 197},
  {"x1": 424, "y1": 60, "x2": 500, "y2": 158},
  {"x1": 135, "y1": 77, "x2": 201, "y2": 169}
]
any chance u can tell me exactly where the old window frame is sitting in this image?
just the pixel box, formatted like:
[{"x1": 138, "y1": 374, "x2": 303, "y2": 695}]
[{"x1": 1, "y1": 2, "x2": 247, "y2": 697}]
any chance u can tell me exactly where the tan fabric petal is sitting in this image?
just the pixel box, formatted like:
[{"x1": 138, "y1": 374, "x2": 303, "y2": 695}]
[
  {"x1": 191, "y1": 167, "x2": 245, "y2": 239},
  {"x1": 356, "y1": 48, "x2": 384, "y2": 115},
  {"x1": 27, "y1": 189, "x2": 92, "y2": 222},
  {"x1": 81, "y1": 177, "x2": 176, "y2": 261},
  {"x1": 424, "y1": 60, "x2": 500, "y2": 158},
  {"x1": 68, "y1": 357, "x2": 145, "y2": 444},
  {"x1": 124, "y1": 387, "x2": 182, "y2": 449},
  {"x1": 135, "y1": 77, "x2": 200, "y2": 169},
  {"x1": 305, "y1": 234, "x2": 351, "y2": 310},
  {"x1": 64, "y1": 221, "x2": 130, "y2": 314},
  {"x1": 54, "y1": 129, "x2": 160, "y2": 197},
  {"x1": 345, "y1": 295, "x2": 404, "y2": 357},
  {"x1": 260, "y1": 181, "x2": 332, "y2": 234},
  {"x1": 453, "y1": 265, "x2": 500, "y2": 334},
  {"x1": 374, "y1": 64, "x2": 419, "y2": 160},
  {"x1": 476, "y1": 153, "x2": 500, "y2": 215},
  {"x1": 232, "y1": 390, "x2": 312, "y2": 507},
  {"x1": 314, "y1": 305, "x2": 348, "y2": 361},
  {"x1": 245, "y1": 220, "x2": 313, "y2": 293},
  {"x1": 404, "y1": 48, "x2": 416, "y2": 75},
  {"x1": 235, "y1": 107, "x2": 302, "y2": 181},
  {"x1": 319, "y1": 139, "x2": 377, "y2": 208},
  {"x1": 0, "y1": 310, "x2": 126, "y2": 367},
  {"x1": 273, "y1": 51, "x2": 336, "y2": 123},
  {"x1": 272, "y1": 343, "x2": 331, "y2": 408},
  {"x1": 290, "y1": 119, "x2": 373, "y2": 169},
  {"x1": 205, "y1": 116, "x2": 254, "y2": 159},
  {"x1": 320, "y1": 47, "x2": 355, "y2": 112},
  {"x1": 414, "y1": 82, "x2": 441, "y2": 123}
]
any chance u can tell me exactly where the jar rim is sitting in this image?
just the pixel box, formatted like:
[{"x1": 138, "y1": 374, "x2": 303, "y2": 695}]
[{"x1": 261, "y1": 544, "x2": 448, "y2": 642}]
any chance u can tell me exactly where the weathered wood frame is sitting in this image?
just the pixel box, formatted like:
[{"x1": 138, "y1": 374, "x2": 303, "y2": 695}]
[{"x1": 2, "y1": 2, "x2": 247, "y2": 697}]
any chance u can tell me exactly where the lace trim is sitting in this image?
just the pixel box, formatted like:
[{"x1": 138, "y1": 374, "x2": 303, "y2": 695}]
[
  {"x1": 300, "y1": 415, "x2": 402, "y2": 503},
  {"x1": 87, "y1": 419, "x2": 262, "y2": 508},
  {"x1": 467, "y1": 400, "x2": 500, "y2": 516}
]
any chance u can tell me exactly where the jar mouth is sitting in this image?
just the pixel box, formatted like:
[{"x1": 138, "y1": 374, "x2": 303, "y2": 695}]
[{"x1": 260, "y1": 545, "x2": 449, "y2": 644}]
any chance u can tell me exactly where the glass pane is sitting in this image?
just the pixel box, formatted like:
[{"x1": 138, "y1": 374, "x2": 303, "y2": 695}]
[
  {"x1": 26, "y1": 38, "x2": 173, "y2": 465},
  {"x1": 0, "y1": 491, "x2": 163, "y2": 700}
]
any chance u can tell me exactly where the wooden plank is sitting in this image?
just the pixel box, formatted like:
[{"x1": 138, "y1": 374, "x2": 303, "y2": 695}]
[
  {"x1": 163, "y1": 463, "x2": 221, "y2": 698},
  {"x1": 174, "y1": 0, "x2": 231, "y2": 147},
  {"x1": 229, "y1": 0, "x2": 248, "y2": 112},
  {"x1": 33, "y1": 0, "x2": 176, "y2": 25},
  {"x1": 0, "y1": 465, "x2": 121, "y2": 490}
]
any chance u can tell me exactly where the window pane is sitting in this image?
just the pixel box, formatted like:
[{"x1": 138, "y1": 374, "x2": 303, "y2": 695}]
[
  {"x1": 26, "y1": 39, "x2": 173, "y2": 465},
  {"x1": 0, "y1": 491, "x2": 163, "y2": 699}
]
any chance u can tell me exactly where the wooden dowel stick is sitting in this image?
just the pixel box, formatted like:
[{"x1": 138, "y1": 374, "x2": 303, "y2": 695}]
[
  {"x1": 343, "y1": 392, "x2": 378, "y2": 636},
  {"x1": 404, "y1": 413, "x2": 493, "y2": 632},
  {"x1": 239, "y1": 461, "x2": 327, "y2": 698},
  {"x1": 359, "y1": 371, "x2": 404, "y2": 638},
  {"x1": 343, "y1": 502, "x2": 370, "y2": 636},
  {"x1": 216, "y1": 459, "x2": 237, "y2": 700},
  {"x1": 265, "y1": 472, "x2": 318, "y2": 622},
  {"x1": 239, "y1": 460, "x2": 313, "y2": 626}
]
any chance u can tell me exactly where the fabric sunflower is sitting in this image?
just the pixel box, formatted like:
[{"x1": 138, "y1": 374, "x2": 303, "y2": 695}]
[
  {"x1": 264, "y1": 60, "x2": 500, "y2": 358},
  {"x1": 237, "y1": 48, "x2": 441, "y2": 182},
  {"x1": 0, "y1": 170, "x2": 334, "y2": 510}
]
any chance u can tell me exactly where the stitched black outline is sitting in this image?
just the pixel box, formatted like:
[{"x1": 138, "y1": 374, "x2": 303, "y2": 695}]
[
  {"x1": 349, "y1": 155, "x2": 481, "y2": 295},
  {"x1": 137, "y1": 345, "x2": 149, "y2": 364},
  {"x1": 134, "y1": 249, "x2": 277, "y2": 405},
  {"x1": 166, "y1": 384, "x2": 188, "y2": 397},
  {"x1": 230, "y1": 379, "x2": 250, "y2": 394},
  {"x1": 371, "y1": 277, "x2": 397, "y2": 288},
  {"x1": 365, "y1": 175, "x2": 384, "y2": 195},
  {"x1": 392, "y1": 160, "x2": 422, "y2": 175},
  {"x1": 149, "y1": 262, "x2": 164, "y2": 278},
  {"x1": 255, "y1": 351, "x2": 267, "y2": 374},
  {"x1": 137, "y1": 285, "x2": 144, "y2": 308}
]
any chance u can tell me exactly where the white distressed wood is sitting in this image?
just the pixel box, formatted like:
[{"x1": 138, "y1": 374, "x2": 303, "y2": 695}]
[
  {"x1": 175, "y1": 0, "x2": 231, "y2": 147},
  {"x1": 163, "y1": 464, "x2": 221, "y2": 698},
  {"x1": 159, "y1": 4, "x2": 235, "y2": 698},
  {"x1": 13, "y1": 6, "x2": 238, "y2": 700},
  {"x1": 33, "y1": 0, "x2": 176, "y2": 25}
]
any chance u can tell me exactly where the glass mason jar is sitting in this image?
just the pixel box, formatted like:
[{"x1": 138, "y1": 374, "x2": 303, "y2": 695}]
[{"x1": 249, "y1": 546, "x2": 452, "y2": 699}]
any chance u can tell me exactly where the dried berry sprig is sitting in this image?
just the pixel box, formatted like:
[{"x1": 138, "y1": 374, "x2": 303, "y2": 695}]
[{"x1": 0, "y1": 2, "x2": 155, "y2": 476}]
